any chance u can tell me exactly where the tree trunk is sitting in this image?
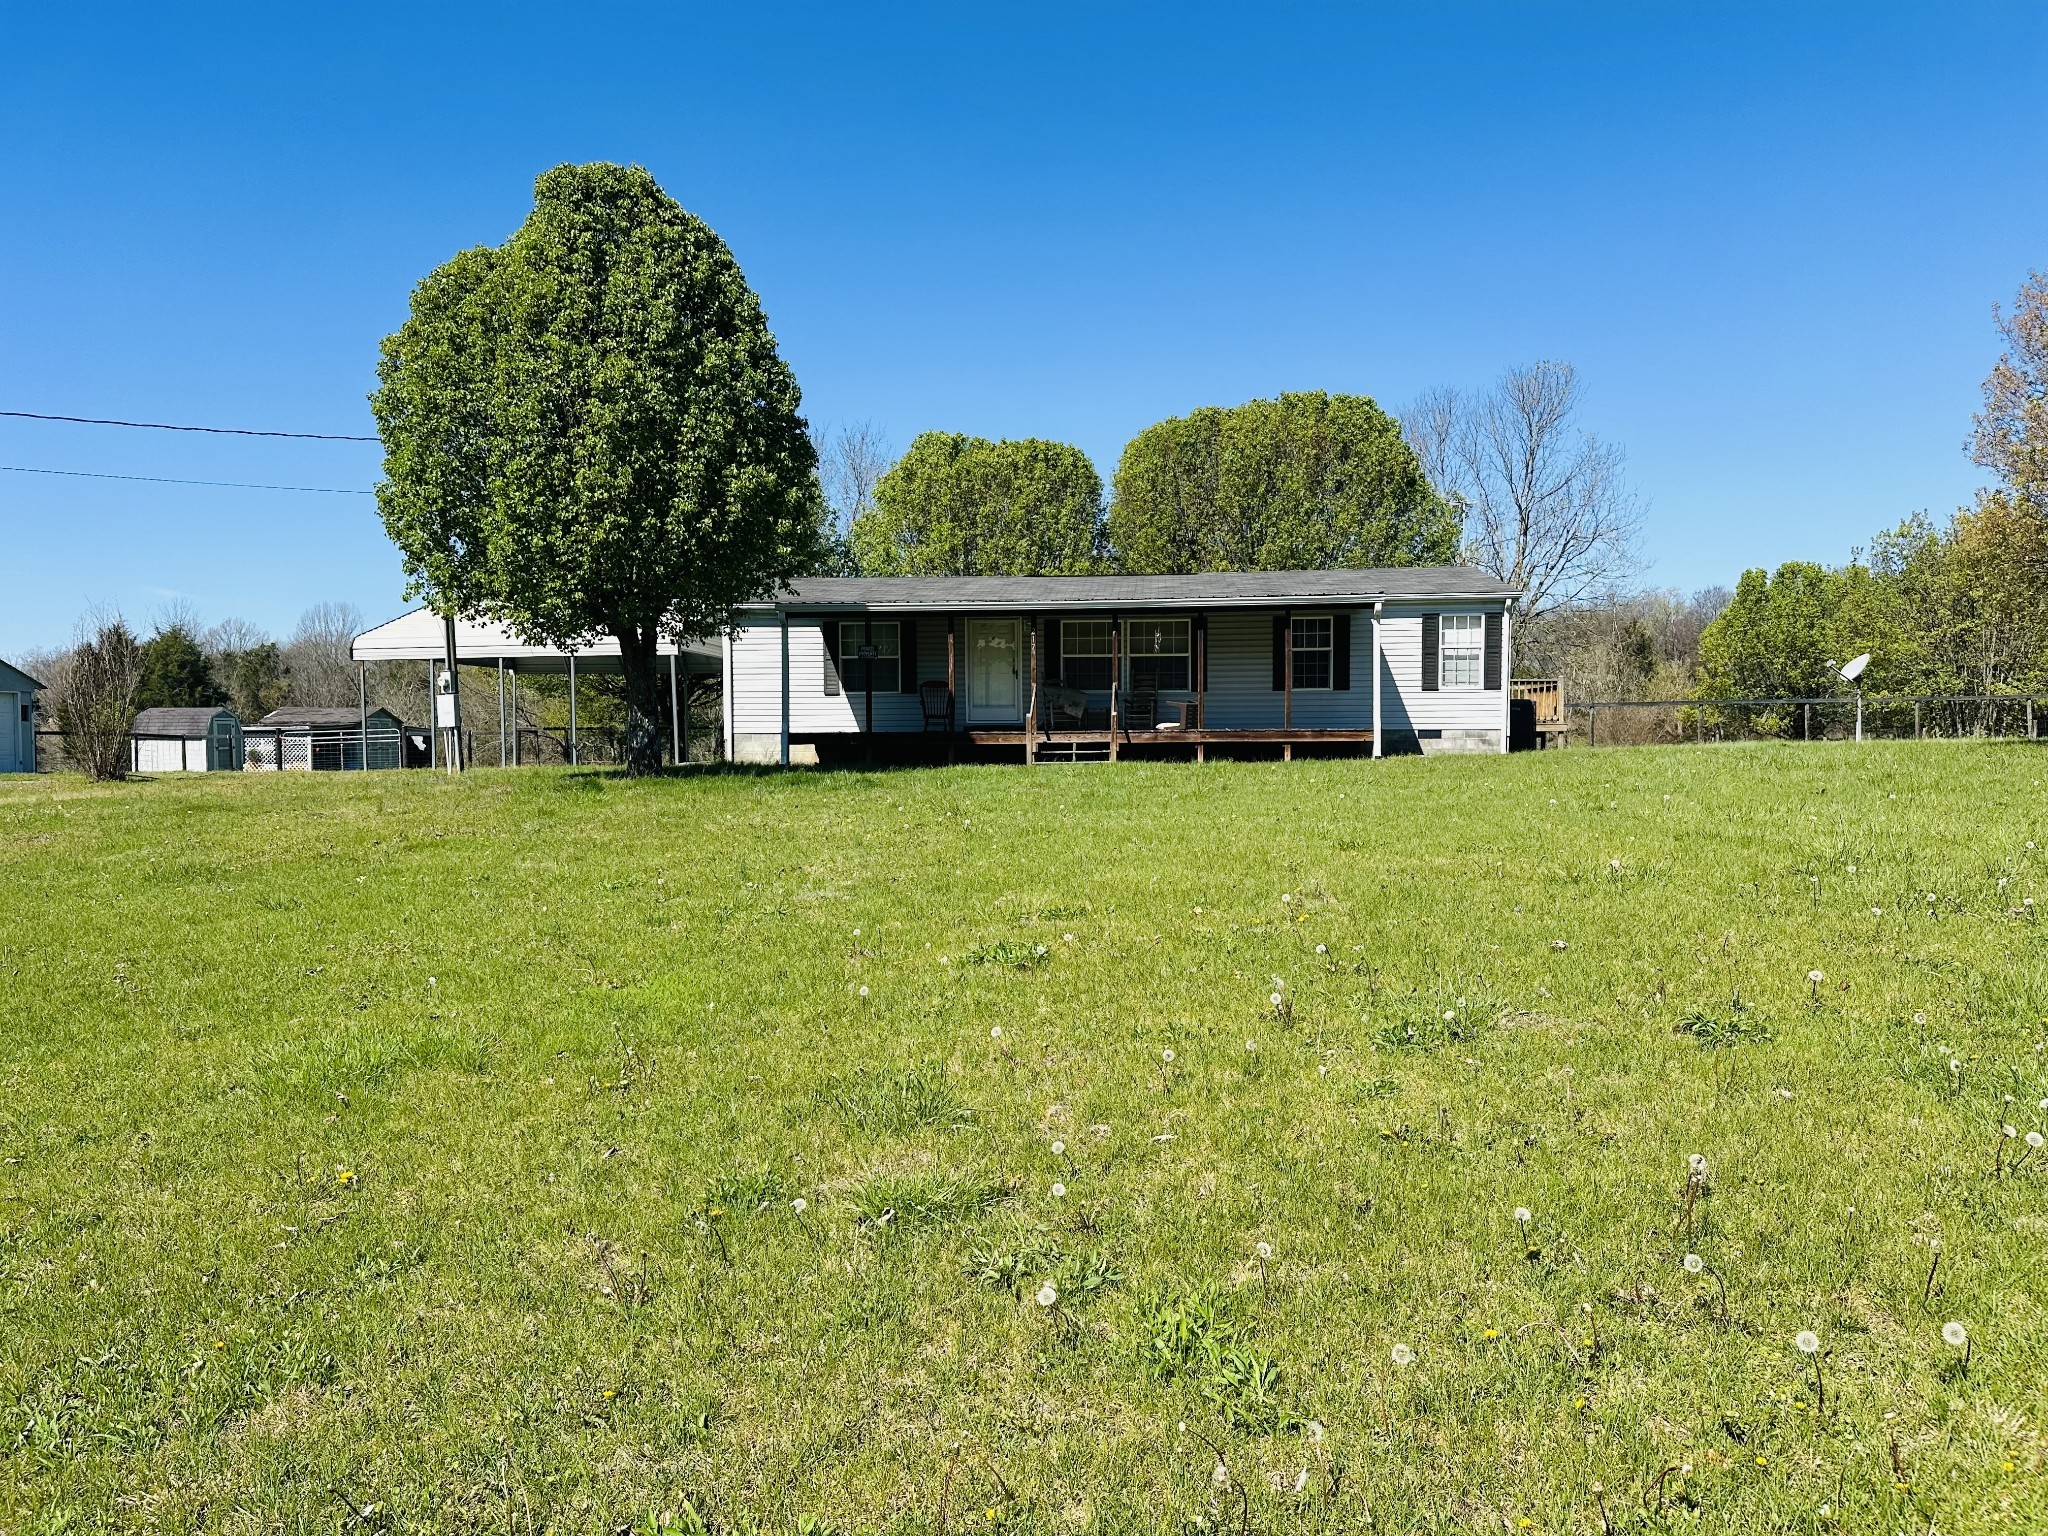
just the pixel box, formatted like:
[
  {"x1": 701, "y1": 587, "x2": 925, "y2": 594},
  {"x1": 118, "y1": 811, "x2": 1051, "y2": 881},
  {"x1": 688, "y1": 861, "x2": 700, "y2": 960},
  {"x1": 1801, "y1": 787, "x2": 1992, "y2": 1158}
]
[{"x1": 615, "y1": 624, "x2": 666, "y2": 776}]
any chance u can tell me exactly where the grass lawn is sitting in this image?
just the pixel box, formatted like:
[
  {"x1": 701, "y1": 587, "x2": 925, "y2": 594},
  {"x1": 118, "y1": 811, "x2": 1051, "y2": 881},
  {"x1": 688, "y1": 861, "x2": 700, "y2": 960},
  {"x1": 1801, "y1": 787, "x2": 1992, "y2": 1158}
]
[{"x1": 3, "y1": 744, "x2": 2047, "y2": 1535}]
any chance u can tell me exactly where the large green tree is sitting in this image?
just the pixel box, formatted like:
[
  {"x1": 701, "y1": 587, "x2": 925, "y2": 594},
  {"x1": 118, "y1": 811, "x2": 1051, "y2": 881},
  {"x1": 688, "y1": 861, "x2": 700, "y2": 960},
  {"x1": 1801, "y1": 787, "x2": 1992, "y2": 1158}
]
[
  {"x1": 372, "y1": 162, "x2": 823, "y2": 773},
  {"x1": 134, "y1": 624, "x2": 224, "y2": 711},
  {"x1": 1108, "y1": 392, "x2": 1458, "y2": 573},
  {"x1": 851, "y1": 432, "x2": 1105, "y2": 575}
]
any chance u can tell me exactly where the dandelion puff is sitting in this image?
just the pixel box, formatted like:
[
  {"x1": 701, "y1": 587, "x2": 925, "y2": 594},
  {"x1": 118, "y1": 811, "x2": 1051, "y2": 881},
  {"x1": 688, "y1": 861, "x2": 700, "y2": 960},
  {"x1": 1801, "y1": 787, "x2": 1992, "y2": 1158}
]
[
  {"x1": 1683, "y1": 1253, "x2": 1705, "y2": 1274},
  {"x1": 1391, "y1": 1343, "x2": 1415, "y2": 1366},
  {"x1": 1050, "y1": 1182, "x2": 1066, "y2": 1199},
  {"x1": 1036, "y1": 1282, "x2": 1058, "y2": 1308},
  {"x1": 858, "y1": 985, "x2": 869, "y2": 998},
  {"x1": 2028, "y1": 1132, "x2": 2045, "y2": 1150},
  {"x1": 1256, "y1": 1241, "x2": 1272, "y2": 1260},
  {"x1": 1304, "y1": 1419, "x2": 1325, "y2": 1445},
  {"x1": 1281, "y1": 893, "x2": 1293, "y2": 904},
  {"x1": 1211, "y1": 1461, "x2": 1231, "y2": 1489},
  {"x1": 1246, "y1": 1040, "x2": 1257, "y2": 1053},
  {"x1": 1795, "y1": 1330, "x2": 1821, "y2": 1355},
  {"x1": 1050, "y1": 1140, "x2": 1065, "y2": 1156},
  {"x1": 1270, "y1": 992, "x2": 1284, "y2": 1007},
  {"x1": 1514, "y1": 1206, "x2": 1532, "y2": 1224},
  {"x1": 1808, "y1": 969, "x2": 1825, "y2": 984},
  {"x1": 1315, "y1": 943, "x2": 1327, "y2": 955},
  {"x1": 1942, "y1": 1321, "x2": 1969, "y2": 1348},
  {"x1": 1161, "y1": 1048, "x2": 1175, "y2": 1064}
]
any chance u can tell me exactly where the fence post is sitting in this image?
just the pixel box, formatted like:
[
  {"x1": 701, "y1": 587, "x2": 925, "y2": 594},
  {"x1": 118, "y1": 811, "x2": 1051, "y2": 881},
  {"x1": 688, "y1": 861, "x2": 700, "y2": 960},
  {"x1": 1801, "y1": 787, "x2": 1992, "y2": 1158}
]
[
  {"x1": 1914, "y1": 700, "x2": 1921, "y2": 740},
  {"x1": 1588, "y1": 706, "x2": 1597, "y2": 748},
  {"x1": 1696, "y1": 705, "x2": 1705, "y2": 745}
]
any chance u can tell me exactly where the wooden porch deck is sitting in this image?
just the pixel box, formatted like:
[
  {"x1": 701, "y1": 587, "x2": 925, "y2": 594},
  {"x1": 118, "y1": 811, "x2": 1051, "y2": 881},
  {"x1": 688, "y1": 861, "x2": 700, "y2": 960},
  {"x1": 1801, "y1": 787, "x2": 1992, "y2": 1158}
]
[{"x1": 962, "y1": 726, "x2": 1374, "y2": 761}]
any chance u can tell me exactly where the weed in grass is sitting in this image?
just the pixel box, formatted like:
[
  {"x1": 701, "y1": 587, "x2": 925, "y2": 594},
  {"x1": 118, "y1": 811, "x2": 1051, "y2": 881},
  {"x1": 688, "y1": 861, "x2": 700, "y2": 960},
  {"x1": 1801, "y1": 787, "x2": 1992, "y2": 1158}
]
[{"x1": 819, "y1": 1065, "x2": 973, "y2": 1132}]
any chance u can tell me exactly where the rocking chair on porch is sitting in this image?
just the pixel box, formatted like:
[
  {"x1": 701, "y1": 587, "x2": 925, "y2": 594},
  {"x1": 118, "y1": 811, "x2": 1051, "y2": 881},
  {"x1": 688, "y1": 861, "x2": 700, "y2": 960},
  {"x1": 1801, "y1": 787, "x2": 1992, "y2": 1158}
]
[{"x1": 918, "y1": 680, "x2": 954, "y2": 732}]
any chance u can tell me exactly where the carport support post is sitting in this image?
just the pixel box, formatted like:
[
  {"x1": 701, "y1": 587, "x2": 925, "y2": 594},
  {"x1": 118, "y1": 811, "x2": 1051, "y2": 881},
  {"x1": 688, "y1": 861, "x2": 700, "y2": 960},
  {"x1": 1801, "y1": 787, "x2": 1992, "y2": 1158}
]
[
  {"x1": 669, "y1": 652, "x2": 681, "y2": 767},
  {"x1": 359, "y1": 665, "x2": 369, "y2": 771},
  {"x1": 510, "y1": 670, "x2": 519, "y2": 765},
  {"x1": 442, "y1": 613, "x2": 463, "y2": 773},
  {"x1": 778, "y1": 609, "x2": 791, "y2": 767},
  {"x1": 568, "y1": 653, "x2": 578, "y2": 766},
  {"x1": 427, "y1": 662, "x2": 437, "y2": 769},
  {"x1": 496, "y1": 659, "x2": 506, "y2": 765}
]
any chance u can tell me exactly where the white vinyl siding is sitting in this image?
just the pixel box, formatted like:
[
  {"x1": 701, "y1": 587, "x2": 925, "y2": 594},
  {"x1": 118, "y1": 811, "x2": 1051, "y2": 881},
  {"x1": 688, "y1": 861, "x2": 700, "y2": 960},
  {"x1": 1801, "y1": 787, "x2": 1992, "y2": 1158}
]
[{"x1": 725, "y1": 604, "x2": 1507, "y2": 751}]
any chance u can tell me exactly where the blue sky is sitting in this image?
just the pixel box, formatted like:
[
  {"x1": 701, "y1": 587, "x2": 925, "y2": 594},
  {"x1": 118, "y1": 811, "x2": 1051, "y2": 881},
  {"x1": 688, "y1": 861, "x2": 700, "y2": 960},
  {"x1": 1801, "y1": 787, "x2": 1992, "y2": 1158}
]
[{"x1": 4, "y1": 3, "x2": 2045, "y2": 657}]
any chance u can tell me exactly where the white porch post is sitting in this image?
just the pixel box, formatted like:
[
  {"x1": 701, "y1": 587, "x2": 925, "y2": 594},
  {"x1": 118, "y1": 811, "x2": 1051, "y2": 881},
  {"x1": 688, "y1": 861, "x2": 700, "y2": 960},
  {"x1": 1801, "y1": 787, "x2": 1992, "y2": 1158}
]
[
  {"x1": 779, "y1": 610, "x2": 791, "y2": 767},
  {"x1": 568, "y1": 652, "x2": 578, "y2": 765},
  {"x1": 1500, "y1": 600, "x2": 1514, "y2": 753},
  {"x1": 1371, "y1": 602, "x2": 1384, "y2": 759}
]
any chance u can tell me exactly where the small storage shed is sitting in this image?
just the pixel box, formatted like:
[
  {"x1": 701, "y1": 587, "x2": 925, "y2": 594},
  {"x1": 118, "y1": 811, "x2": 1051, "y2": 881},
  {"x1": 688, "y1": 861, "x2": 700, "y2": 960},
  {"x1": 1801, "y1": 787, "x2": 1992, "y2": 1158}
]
[
  {"x1": 0, "y1": 658, "x2": 45, "y2": 773},
  {"x1": 130, "y1": 706, "x2": 245, "y2": 772},
  {"x1": 249, "y1": 706, "x2": 404, "y2": 771}
]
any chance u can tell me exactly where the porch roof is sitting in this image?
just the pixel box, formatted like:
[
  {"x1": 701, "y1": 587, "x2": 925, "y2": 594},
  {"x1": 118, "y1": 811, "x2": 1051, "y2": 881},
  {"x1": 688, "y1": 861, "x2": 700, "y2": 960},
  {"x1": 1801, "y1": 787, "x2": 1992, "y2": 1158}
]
[{"x1": 752, "y1": 566, "x2": 1519, "y2": 613}]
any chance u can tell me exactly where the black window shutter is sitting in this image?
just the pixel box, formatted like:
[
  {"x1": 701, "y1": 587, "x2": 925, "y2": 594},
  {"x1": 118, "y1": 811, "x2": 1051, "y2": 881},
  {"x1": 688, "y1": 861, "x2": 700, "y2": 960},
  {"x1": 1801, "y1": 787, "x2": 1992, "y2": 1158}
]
[
  {"x1": 1044, "y1": 620, "x2": 1062, "y2": 686},
  {"x1": 1421, "y1": 612, "x2": 1440, "y2": 692},
  {"x1": 1271, "y1": 614, "x2": 1287, "y2": 691},
  {"x1": 1484, "y1": 610, "x2": 1503, "y2": 690},
  {"x1": 1333, "y1": 611, "x2": 1351, "y2": 691},
  {"x1": 899, "y1": 619, "x2": 918, "y2": 693},
  {"x1": 822, "y1": 619, "x2": 841, "y2": 696}
]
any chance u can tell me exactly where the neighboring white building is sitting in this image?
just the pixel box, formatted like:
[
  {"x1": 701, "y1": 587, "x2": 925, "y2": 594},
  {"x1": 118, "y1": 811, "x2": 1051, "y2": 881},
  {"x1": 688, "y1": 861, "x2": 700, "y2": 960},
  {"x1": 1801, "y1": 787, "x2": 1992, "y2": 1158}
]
[
  {"x1": 723, "y1": 568, "x2": 1519, "y2": 765},
  {"x1": 130, "y1": 706, "x2": 245, "y2": 772},
  {"x1": 0, "y1": 658, "x2": 44, "y2": 773}
]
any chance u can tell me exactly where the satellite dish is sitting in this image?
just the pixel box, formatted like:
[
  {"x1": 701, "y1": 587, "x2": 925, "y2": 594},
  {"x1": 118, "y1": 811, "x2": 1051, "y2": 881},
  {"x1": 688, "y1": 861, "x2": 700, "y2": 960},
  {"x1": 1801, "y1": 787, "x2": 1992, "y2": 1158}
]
[{"x1": 1839, "y1": 653, "x2": 1871, "y2": 683}]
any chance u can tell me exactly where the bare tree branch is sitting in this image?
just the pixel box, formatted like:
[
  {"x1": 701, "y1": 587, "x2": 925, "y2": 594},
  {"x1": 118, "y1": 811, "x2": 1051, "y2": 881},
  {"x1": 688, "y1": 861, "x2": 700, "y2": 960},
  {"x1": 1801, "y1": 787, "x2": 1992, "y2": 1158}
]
[{"x1": 1404, "y1": 361, "x2": 1643, "y2": 620}]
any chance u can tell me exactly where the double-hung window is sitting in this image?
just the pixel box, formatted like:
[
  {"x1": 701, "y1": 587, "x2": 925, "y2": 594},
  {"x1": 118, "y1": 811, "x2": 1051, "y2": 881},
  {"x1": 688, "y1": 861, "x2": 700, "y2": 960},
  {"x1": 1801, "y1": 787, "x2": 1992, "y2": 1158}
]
[
  {"x1": 1290, "y1": 615, "x2": 1333, "y2": 690},
  {"x1": 838, "y1": 621, "x2": 900, "y2": 693},
  {"x1": 1060, "y1": 620, "x2": 1115, "y2": 690},
  {"x1": 1439, "y1": 613, "x2": 1483, "y2": 688},
  {"x1": 1125, "y1": 618, "x2": 1190, "y2": 691}
]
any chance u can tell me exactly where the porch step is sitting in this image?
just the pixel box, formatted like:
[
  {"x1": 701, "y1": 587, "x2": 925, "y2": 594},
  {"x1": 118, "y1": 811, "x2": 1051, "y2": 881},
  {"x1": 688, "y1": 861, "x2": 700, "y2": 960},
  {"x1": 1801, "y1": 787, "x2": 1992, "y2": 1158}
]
[{"x1": 1034, "y1": 740, "x2": 1111, "y2": 764}]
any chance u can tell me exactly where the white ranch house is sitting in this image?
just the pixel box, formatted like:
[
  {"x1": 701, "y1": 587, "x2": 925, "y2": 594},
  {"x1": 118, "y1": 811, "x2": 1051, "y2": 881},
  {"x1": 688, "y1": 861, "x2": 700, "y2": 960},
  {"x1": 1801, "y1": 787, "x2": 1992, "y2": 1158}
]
[{"x1": 724, "y1": 567, "x2": 1520, "y2": 765}]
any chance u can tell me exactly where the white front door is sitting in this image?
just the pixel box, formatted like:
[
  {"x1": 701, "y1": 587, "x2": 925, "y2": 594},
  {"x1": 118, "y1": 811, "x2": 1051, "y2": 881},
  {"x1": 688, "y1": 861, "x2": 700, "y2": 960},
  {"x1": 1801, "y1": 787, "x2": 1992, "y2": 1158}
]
[{"x1": 965, "y1": 619, "x2": 1023, "y2": 723}]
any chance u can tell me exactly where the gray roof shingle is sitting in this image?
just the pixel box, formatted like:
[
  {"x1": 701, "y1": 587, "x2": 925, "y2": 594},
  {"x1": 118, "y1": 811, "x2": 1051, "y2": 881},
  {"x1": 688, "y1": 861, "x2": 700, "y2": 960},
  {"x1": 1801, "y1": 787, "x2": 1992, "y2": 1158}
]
[
  {"x1": 746, "y1": 566, "x2": 1519, "y2": 611},
  {"x1": 132, "y1": 706, "x2": 238, "y2": 735},
  {"x1": 256, "y1": 707, "x2": 401, "y2": 729}
]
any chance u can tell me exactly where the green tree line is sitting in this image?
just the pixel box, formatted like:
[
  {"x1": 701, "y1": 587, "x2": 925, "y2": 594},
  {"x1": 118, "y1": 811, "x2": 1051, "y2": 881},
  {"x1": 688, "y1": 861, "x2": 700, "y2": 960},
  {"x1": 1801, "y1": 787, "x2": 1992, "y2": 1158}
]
[{"x1": 1698, "y1": 271, "x2": 2048, "y2": 711}]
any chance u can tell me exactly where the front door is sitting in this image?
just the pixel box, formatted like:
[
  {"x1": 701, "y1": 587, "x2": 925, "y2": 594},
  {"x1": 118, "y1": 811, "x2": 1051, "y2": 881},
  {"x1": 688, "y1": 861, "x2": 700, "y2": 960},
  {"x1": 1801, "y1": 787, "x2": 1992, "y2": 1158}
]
[{"x1": 965, "y1": 619, "x2": 1023, "y2": 723}]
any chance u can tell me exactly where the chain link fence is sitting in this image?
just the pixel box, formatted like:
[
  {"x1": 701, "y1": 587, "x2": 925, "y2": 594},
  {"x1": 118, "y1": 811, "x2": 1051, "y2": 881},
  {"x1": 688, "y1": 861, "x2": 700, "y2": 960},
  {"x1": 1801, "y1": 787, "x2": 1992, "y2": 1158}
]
[{"x1": 1571, "y1": 695, "x2": 2046, "y2": 748}]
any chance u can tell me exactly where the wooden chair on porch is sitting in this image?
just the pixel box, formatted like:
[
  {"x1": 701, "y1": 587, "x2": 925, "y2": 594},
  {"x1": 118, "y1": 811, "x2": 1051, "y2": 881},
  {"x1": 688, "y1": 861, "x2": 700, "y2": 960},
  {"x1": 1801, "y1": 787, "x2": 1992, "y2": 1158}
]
[
  {"x1": 1122, "y1": 689, "x2": 1159, "y2": 731},
  {"x1": 918, "y1": 679, "x2": 953, "y2": 732}
]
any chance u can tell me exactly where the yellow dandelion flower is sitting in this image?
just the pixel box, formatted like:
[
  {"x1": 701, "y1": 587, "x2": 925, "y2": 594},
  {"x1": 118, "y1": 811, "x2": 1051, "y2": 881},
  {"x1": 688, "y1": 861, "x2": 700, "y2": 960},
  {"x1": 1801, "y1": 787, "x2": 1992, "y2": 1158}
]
[
  {"x1": 1483, "y1": 1327, "x2": 1500, "y2": 1339},
  {"x1": 1754, "y1": 1454, "x2": 1768, "y2": 1467}
]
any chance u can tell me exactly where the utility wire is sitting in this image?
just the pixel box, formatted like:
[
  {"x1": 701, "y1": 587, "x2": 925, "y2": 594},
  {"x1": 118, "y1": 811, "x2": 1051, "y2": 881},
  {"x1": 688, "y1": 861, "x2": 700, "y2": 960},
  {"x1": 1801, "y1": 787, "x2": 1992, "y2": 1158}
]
[
  {"x1": 1, "y1": 464, "x2": 374, "y2": 495},
  {"x1": 0, "y1": 409, "x2": 377, "y2": 442}
]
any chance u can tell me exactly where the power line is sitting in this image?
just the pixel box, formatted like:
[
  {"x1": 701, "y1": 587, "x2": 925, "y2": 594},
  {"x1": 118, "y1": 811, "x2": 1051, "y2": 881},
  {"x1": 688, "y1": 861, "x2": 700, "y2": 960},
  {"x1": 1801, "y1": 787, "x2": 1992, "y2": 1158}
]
[
  {"x1": 0, "y1": 409, "x2": 377, "y2": 442},
  {"x1": 1, "y1": 464, "x2": 374, "y2": 495}
]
